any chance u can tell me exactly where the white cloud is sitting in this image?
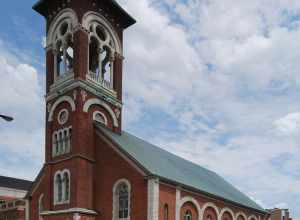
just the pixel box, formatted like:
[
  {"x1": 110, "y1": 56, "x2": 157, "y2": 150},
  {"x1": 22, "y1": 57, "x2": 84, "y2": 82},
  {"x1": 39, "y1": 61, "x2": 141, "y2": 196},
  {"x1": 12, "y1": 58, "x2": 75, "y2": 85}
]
[
  {"x1": 0, "y1": 41, "x2": 44, "y2": 180},
  {"x1": 273, "y1": 112, "x2": 300, "y2": 135},
  {"x1": 118, "y1": 0, "x2": 300, "y2": 217}
]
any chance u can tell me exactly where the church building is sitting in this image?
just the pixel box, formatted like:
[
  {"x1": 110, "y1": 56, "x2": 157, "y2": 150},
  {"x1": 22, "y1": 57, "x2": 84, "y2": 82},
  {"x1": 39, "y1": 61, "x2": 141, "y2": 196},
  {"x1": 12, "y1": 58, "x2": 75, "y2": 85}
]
[{"x1": 27, "y1": 1, "x2": 271, "y2": 220}]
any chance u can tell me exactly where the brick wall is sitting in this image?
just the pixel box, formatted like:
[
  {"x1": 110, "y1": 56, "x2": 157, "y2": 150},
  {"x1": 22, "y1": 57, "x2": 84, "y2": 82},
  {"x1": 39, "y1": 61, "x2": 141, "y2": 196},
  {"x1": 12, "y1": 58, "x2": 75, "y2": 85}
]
[
  {"x1": 94, "y1": 133, "x2": 148, "y2": 220},
  {"x1": 159, "y1": 183, "x2": 268, "y2": 220}
]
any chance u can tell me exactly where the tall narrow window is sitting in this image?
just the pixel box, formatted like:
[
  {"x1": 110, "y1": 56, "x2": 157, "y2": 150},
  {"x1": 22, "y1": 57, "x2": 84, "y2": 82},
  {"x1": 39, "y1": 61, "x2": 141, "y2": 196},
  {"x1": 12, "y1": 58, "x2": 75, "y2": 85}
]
[
  {"x1": 54, "y1": 170, "x2": 70, "y2": 205},
  {"x1": 118, "y1": 183, "x2": 129, "y2": 219},
  {"x1": 52, "y1": 132, "x2": 59, "y2": 156},
  {"x1": 184, "y1": 210, "x2": 192, "y2": 220},
  {"x1": 63, "y1": 172, "x2": 70, "y2": 202},
  {"x1": 56, "y1": 41, "x2": 64, "y2": 77},
  {"x1": 55, "y1": 173, "x2": 62, "y2": 203},
  {"x1": 113, "y1": 180, "x2": 130, "y2": 220},
  {"x1": 52, "y1": 127, "x2": 72, "y2": 157},
  {"x1": 53, "y1": 21, "x2": 74, "y2": 81},
  {"x1": 66, "y1": 36, "x2": 74, "y2": 71},
  {"x1": 164, "y1": 204, "x2": 169, "y2": 220},
  {"x1": 58, "y1": 131, "x2": 63, "y2": 154},
  {"x1": 66, "y1": 128, "x2": 72, "y2": 153},
  {"x1": 89, "y1": 37, "x2": 101, "y2": 77},
  {"x1": 88, "y1": 22, "x2": 115, "y2": 90}
]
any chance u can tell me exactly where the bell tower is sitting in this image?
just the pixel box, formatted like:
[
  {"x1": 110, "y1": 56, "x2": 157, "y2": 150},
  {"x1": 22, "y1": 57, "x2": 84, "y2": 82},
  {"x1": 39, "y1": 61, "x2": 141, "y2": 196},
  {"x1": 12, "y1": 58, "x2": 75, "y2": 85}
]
[{"x1": 32, "y1": 0, "x2": 135, "y2": 219}]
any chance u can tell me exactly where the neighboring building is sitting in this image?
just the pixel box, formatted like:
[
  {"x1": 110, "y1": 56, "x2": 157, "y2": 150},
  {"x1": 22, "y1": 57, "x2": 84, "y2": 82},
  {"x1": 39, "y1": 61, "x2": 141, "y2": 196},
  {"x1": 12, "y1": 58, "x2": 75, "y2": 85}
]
[
  {"x1": 0, "y1": 176, "x2": 32, "y2": 220},
  {"x1": 268, "y1": 208, "x2": 292, "y2": 220}
]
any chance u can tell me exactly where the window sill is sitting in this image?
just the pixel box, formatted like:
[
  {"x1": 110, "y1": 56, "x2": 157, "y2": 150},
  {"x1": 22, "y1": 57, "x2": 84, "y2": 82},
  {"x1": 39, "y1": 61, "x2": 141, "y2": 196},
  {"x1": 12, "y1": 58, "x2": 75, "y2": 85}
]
[
  {"x1": 54, "y1": 200, "x2": 70, "y2": 206},
  {"x1": 52, "y1": 151, "x2": 72, "y2": 160}
]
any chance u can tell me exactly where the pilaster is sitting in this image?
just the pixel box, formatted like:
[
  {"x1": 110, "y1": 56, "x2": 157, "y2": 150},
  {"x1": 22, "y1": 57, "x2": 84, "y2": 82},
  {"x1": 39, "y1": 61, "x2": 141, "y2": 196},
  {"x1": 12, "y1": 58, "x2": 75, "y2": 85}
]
[
  {"x1": 176, "y1": 187, "x2": 181, "y2": 220},
  {"x1": 147, "y1": 178, "x2": 159, "y2": 220}
]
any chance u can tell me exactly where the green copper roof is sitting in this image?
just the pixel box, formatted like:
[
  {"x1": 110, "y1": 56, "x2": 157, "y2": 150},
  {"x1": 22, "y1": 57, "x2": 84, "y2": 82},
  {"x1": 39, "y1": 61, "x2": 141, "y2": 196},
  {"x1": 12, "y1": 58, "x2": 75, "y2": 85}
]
[{"x1": 96, "y1": 124, "x2": 266, "y2": 213}]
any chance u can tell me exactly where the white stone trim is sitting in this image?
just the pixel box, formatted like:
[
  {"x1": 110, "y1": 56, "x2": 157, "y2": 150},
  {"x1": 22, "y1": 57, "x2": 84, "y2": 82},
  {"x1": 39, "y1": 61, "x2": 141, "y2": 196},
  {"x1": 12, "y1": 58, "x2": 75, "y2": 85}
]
[
  {"x1": 25, "y1": 199, "x2": 30, "y2": 220},
  {"x1": 93, "y1": 111, "x2": 108, "y2": 125},
  {"x1": 219, "y1": 208, "x2": 235, "y2": 220},
  {"x1": 46, "y1": 79, "x2": 121, "y2": 107},
  {"x1": 147, "y1": 178, "x2": 159, "y2": 220},
  {"x1": 82, "y1": 11, "x2": 122, "y2": 54},
  {"x1": 41, "y1": 208, "x2": 97, "y2": 216},
  {"x1": 202, "y1": 202, "x2": 220, "y2": 220},
  {"x1": 48, "y1": 96, "x2": 76, "y2": 122},
  {"x1": 235, "y1": 212, "x2": 247, "y2": 220},
  {"x1": 83, "y1": 98, "x2": 118, "y2": 127},
  {"x1": 175, "y1": 188, "x2": 181, "y2": 220},
  {"x1": 248, "y1": 215, "x2": 258, "y2": 220},
  {"x1": 38, "y1": 194, "x2": 44, "y2": 220},
  {"x1": 179, "y1": 196, "x2": 202, "y2": 220},
  {"x1": 57, "y1": 108, "x2": 69, "y2": 125},
  {"x1": 47, "y1": 8, "x2": 78, "y2": 47},
  {"x1": 112, "y1": 179, "x2": 131, "y2": 220}
]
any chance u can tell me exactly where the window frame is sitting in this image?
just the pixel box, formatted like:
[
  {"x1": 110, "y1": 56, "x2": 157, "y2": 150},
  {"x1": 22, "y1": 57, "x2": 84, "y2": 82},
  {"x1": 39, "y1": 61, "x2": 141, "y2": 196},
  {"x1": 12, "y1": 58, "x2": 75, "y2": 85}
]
[
  {"x1": 112, "y1": 179, "x2": 131, "y2": 220},
  {"x1": 54, "y1": 169, "x2": 71, "y2": 205},
  {"x1": 52, "y1": 126, "x2": 72, "y2": 157},
  {"x1": 87, "y1": 21, "x2": 116, "y2": 91}
]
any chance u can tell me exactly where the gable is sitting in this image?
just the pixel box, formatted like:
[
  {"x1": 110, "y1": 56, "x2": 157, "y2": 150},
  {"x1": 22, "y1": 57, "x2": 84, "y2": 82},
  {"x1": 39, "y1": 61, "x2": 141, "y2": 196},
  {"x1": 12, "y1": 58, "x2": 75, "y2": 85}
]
[{"x1": 94, "y1": 128, "x2": 148, "y2": 220}]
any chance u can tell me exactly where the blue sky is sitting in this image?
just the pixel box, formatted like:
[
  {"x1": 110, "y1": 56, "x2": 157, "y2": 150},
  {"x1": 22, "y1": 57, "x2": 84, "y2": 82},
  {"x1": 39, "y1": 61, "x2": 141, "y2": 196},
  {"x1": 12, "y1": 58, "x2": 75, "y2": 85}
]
[{"x1": 0, "y1": 0, "x2": 300, "y2": 218}]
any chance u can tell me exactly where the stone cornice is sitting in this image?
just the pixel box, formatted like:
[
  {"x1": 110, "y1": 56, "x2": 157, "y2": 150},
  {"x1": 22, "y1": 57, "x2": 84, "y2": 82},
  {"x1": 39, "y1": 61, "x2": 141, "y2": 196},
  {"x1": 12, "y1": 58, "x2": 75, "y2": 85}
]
[
  {"x1": 41, "y1": 208, "x2": 97, "y2": 216},
  {"x1": 46, "y1": 79, "x2": 122, "y2": 108}
]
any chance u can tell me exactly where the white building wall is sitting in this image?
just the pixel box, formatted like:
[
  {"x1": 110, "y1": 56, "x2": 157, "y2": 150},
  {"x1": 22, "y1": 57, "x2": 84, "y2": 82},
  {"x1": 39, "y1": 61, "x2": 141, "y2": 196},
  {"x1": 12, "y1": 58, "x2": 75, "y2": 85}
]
[{"x1": 0, "y1": 187, "x2": 27, "y2": 199}]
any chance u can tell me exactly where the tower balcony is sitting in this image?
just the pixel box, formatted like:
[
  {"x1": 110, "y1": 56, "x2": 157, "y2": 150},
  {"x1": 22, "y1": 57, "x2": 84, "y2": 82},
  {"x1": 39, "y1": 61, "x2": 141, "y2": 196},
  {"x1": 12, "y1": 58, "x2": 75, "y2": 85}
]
[{"x1": 86, "y1": 71, "x2": 116, "y2": 97}]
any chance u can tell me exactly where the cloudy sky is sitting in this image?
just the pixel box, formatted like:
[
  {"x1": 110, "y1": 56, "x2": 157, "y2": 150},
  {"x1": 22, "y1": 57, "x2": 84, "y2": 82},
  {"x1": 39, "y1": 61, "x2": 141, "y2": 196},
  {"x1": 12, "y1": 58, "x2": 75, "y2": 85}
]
[{"x1": 0, "y1": 0, "x2": 299, "y2": 218}]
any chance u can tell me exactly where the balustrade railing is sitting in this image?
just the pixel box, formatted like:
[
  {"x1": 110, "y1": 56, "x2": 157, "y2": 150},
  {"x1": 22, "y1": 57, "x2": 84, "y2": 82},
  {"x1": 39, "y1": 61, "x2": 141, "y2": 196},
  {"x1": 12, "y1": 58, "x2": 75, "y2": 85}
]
[
  {"x1": 0, "y1": 200, "x2": 25, "y2": 211},
  {"x1": 86, "y1": 72, "x2": 112, "y2": 90}
]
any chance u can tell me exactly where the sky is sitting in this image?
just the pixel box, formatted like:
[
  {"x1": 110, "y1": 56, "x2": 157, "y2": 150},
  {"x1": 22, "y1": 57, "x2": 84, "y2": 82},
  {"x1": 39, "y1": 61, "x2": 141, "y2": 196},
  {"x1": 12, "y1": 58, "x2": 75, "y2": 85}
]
[{"x1": 0, "y1": 0, "x2": 299, "y2": 218}]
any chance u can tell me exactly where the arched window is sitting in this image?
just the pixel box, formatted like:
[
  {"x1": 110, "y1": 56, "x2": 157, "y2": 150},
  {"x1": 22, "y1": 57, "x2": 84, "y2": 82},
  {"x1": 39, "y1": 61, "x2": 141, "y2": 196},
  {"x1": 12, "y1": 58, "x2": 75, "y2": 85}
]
[
  {"x1": 118, "y1": 183, "x2": 129, "y2": 218},
  {"x1": 54, "y1": 173, "x2": 62, "y2": 203},
  {"x1": 53, "y1": 20, "x2": 74, "y2": 82},
  {"x1": 88, "y1": 22, "x2": 115, "y2": 90},
  {"x1": 52, "y1": 127, "x2": 72, "y2": 157},
  {"x1": 113, "y1": 180, "x2": 131, "y2": 220},
  {"x1": 54, "y1": 170, "x2": 70, "y2": 205},
  {"x1": 184, "y1": 210, "x2": 192, "y2": 220},
  {"x1": 62, "y1": 171, "x2": 70, "y2": 202},
  {"x1": 93, "y1": 111, "x2": 108, "y2": 125},
  {"x1": 164, "y1": 204, "x2": 169, "y2": 220}
]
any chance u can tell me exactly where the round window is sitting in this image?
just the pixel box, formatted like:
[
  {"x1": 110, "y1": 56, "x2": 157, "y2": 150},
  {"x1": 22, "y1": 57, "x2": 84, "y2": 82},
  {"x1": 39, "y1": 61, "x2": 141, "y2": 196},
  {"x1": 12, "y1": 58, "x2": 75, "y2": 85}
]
[
  {"x1": 57, "y1": 109, "x2": 69, "y2": 125},
  {"x1": 93, "y1": 111, "x2": 107, "y2": 125}
]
